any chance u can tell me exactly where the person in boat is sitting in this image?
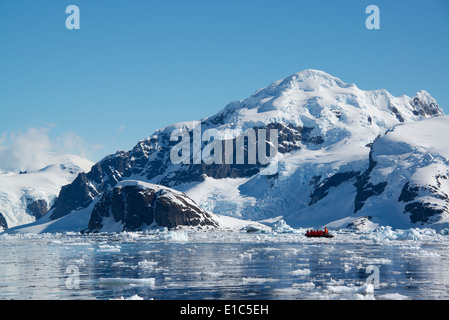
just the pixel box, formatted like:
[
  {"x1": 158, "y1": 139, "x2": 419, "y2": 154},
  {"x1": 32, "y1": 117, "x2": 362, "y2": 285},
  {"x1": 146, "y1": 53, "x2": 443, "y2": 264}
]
[{"x1": 324, "y1": 227, "x2": 328, "y2": 234}]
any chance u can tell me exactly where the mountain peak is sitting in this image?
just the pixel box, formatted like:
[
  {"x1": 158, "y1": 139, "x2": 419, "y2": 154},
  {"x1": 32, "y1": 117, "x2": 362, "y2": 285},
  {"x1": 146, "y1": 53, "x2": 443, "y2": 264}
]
[
  {"x1": 217, "y1": 70, "x2": 443, "y2": 129},
  {"x1": 288, "y1": 69, "x2": 354, "y2": 87},
  {"x1": 251, "y1": 69, "x2": 354, "y2": 99},
  {"x1": 412, "y1": 90, "x2": 444, "y2": 117}
]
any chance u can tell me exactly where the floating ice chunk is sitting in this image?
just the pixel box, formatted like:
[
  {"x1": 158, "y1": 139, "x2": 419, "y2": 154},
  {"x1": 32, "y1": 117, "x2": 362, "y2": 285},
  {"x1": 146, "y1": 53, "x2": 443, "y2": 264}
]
[
  {"x1": 359, "y1": 284, "x2": 374, "y2": 294},
  {"x1": 377, "y1": 293, "x2": 410, "y2": 300},
  {"x1": 327, "y1": 283, "x2": 374, "y2": 299},
  {"x1": 239, "y1": 252, "x2": 252, "y2": 260},
  {"x1": 403, "y1": 250, "x2": 440, "y2": 258},
  {"x1": 98, "y1": 277, "x2": 155, "y2": 287},
  {"x1": 272, "y1": 219, "x2": 297, "y2": 233},
  {"x1": 290, "y1": 268, "x2": 311, "y2": 276},
  {"x1": 68, "y1": 259, "x2": 85, "y2": 266},
  {"x1": 365, "y1": 258, "x2": 392, "y2": 265},
  {"x1": 397, "y1": 229, "x2": 423, "y2": 241},
  {"x1": 361, "y1": 226, "x2": 437, "y2": 242},
  {"x1": 328, "y1": 284, "x2": 374, "y2": 294},
  {"x1": 272, "y1": 287, "x2": 302, "y2": 296},
  {"x1": 138, "y1": 259, "x2": 158, "y2": 268},
  {"x1": 97, "y1": 244, "x2": 121, "y2": 252},
  {"x1": 111, "y1": 261, "x2": 127, "y2": 267},
  {"x1": 343, "y1": 263, "x2": 352, "y2": 271},
  {"x1": 361, "y1": 226, "x2": 398, "y2": 241},
  {"x1": 164, "y1": 230, "x2": 189, "y2": 242},
  {"x1": 292, "y1": 282, "x2": 315, "y2": 289},
  {"x1": 242, "y1": 277, "x2": 277, "y2": 284},
  {"x1": 112, "y1": 294, "x2": 145, "y2": 300}
]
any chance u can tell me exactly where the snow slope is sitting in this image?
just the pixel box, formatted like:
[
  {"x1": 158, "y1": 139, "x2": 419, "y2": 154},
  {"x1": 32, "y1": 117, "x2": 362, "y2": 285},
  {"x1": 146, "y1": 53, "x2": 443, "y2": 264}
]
[
  {"x1": 7, "y1": 69, "x2": 445, "y2": 233},
  {"x1": 0, "y1": 153, "x2": 93, "y2": 231},
  {"x1": 181, "y1": 70, "x2": 444, "y2": 225},
  {"x1": 6, "y1": 197, "x2": 270, "y2": 234},
  {"x1": 338, "y1": 115, "x2": 449, "y2": 229}
]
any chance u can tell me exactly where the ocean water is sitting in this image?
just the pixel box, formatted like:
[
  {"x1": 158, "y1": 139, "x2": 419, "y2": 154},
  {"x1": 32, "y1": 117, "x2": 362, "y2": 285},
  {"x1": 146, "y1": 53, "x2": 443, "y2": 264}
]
[{"x1": 1, "y1": 228, "x2": 449, "y2": 300}]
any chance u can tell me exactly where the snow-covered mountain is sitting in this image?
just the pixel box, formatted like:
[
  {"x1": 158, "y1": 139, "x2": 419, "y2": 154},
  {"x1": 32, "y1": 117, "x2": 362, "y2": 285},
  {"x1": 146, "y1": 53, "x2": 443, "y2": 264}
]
[
  {"x1": 7, "y1": 69, "x2": 446, "y2": 233},
  {"x1": 324, "y1": 115, "x2": 449, "y2": 230},
  {"x1": 0, "y1": 153, "x2": 93, "y2": 231}
]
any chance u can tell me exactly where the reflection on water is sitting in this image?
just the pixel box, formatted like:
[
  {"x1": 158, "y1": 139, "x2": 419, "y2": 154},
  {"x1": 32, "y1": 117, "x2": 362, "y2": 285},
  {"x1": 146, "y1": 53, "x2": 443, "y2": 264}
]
[{"x1": 1, "y1": 231, "x2": 449, "y2": 300}]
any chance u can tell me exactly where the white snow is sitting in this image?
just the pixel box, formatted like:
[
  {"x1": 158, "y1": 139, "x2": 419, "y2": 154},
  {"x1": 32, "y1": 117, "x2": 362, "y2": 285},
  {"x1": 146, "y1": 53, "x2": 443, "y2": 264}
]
[
  {"x1": 290, "y1": 268, "x2": 311, "y2": 276},
  {"x1": 97, "y1": 244, "x2": 121, "y2": 252},
  {"x1": 98, "y1": 277, "x2": 156, "y2": 287},
  {"x1": 377, "y1": 293, "x2": 410, "y2": 300},
  {"x1": 353, "y1": 116, "x2": 449, "y2": 229},
  {"x1": 5, "y1": 197, "x2": 100, "y2": 234},
  {"x1": 3, "y1": 70, "x2": 447, "y2": 235},
  {"x1": 160, "y1": 70, "x2": 445, "y2": 229},
  {"x1": 111, "y1": 294, "x2": 145, "y2": 300},
  {"x1": 0, "y1": 153, "x2": 93, "y2": 229},
  {"x1": 179, "y1": 176, "x2": 257, "y2": 219}
]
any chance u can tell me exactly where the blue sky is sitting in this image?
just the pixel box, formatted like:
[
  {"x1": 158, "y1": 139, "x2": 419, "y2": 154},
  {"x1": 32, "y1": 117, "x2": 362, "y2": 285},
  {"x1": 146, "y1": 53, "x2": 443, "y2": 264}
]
[{"x1": 0, "y1": 0, "x2": 448, "y2": 163}]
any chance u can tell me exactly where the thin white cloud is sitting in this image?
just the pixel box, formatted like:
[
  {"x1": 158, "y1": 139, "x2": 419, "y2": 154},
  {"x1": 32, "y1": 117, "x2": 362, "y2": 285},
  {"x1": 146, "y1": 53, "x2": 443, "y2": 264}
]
[
  {"x1": 0, "y1": 127, "x2": 94, "y2": 173},
  {"x1": 116, "y1": 125, "x2": 126, "y2": 134},
  {"x1": 0, "y1": 127, "x2": 52, "y2": 173},
  {"x1": 57, "y1": 131, "x2": 88, "y2": 158}
]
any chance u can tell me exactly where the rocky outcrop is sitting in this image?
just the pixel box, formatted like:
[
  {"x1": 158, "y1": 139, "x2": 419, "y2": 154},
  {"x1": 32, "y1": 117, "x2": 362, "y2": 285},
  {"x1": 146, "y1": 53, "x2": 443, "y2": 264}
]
[
  {"x1": 85, "y1": 180, "x2": 218, "y2": 232},
  {"x1": 48, "y1": 122, "x2": 321, "y2": 220},
  {"x1": 0, "y1": 213, "x2": 8, "y2": 230},
  {"x1": 353, "y1": 149, "x2": 388, "y2": 213},
  {"x1": 398, "y1": 177, "x2": 449, "y2": 225},
  {"x1": 309, "y1": 171, "x2": 359, "y2": 206},
  {"x1": 26, "y1": 199, "x2": 49, "y2": 220}
]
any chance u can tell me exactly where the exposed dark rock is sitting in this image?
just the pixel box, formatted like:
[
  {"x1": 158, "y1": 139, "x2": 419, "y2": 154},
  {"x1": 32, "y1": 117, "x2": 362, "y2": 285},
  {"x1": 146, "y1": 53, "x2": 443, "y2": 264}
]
[
  {"x1": 398, "y1": 182, "x2": 420, "y2": 203},
  {"x1": 354, "y1": 181, "x2": 387, "y2": 213},
  {"x1": 354, "y1": 149, "x2": 387, "y2": 213},
  {"x1": 345, "y1": 216, "x2": 373, "y2": 230},
  {"x1": 0, "y1": 213, "x2": 8, "y2": 230},
  {"x1": 398, "y1": 176, "x2": 449, "y2": 224},
  {"x1": 333, "y1": 110, "x2": 341, "y2": 119},
  {"x1": 48, "y1": 122, "x2": 324, "y2": 220},
  {"x1": 50, "y1": 172, "x2": 101, "y2": 220},
  {"x1": 412, "y1": 96, "x2": 442, "y2": 117},
  {"x1": 404, "y1": 202, "x2": 444, "y2": 225},
  {"x1": 390, "y1": 106, "x2": 405, "y2": 123},
  {"x1": 85, "y1": 181, "x2": 218, "y2": 232},
  {"x1": 26, "y1": 199, "x2": 48, "y2": 220},
  {"x1": 309, "y1": 172, "x2": 358, "y2": 206}
]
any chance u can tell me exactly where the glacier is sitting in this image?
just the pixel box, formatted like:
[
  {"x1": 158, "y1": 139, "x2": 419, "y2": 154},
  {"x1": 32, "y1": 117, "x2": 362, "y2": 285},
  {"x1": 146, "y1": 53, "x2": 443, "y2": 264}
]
[
  {"x1": 0, "y1": 153, "x2": 93, "y2": 231},
  {"x1": 5, "y1": 69, "x2": 447, "y2": 234}
]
